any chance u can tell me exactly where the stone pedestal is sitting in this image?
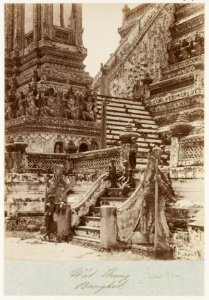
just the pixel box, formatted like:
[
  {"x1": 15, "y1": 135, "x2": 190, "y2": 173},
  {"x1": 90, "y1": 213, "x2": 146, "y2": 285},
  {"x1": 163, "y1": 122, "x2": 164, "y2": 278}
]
[
  {"x1": 119, "y1": 122, "x2": 139, "y2": 168},
  {"x1": 170, "y1": 113, "x2": 193, "y2": 170},
  {"x1": 100, "y1": 206, "x2": 118, "y2": 249},
  {"x1": 55, "y1": 205, "x2": 72, "y2": 241}
]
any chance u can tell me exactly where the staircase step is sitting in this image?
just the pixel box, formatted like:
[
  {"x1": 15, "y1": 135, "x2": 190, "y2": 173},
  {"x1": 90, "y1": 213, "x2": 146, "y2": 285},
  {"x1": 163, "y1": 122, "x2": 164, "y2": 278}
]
[
  {"x1": 98, "y1": 108, "x2": 152, "y2": 118},
  {"x1": 90, "y1": 207, "x2": 101, "y2": 217},
  {"x1": 84, "y1": 216, "x2": 100, "y2": 228},
  {"x1": 74, "y1": 226, "x2": 100, "y2": 240},
  {"x1": 97, "y1": 98, "x2": 143, "y2": 107},
  {"x1": 105, "y1": 115, "x2": 156, "y2": 124},
  {"x1": 141, "y1": 124, "x2": 159, "y2": 129},
  {"x1": 106, "y1": 125, "x2": 159, "y2": 138},
  {"x1": 72, "y1": 235, "x2": 100, "y2": 244}
]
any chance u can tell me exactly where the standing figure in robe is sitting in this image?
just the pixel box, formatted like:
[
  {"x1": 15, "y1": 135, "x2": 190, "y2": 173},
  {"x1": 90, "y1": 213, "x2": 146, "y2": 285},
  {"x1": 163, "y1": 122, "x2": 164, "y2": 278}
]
[
  {"x1": 134, "y1": 146, "x2": 176, "y2": 249},
  {"x1": 44, "y1": 165, "x2": 73, "y2": 242}
]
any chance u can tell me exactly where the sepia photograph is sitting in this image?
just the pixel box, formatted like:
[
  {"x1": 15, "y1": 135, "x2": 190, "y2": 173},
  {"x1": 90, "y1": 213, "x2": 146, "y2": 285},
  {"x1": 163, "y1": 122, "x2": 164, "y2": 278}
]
[{"x1": 3, "y1": 1, "x2": 205, "y2": 296}]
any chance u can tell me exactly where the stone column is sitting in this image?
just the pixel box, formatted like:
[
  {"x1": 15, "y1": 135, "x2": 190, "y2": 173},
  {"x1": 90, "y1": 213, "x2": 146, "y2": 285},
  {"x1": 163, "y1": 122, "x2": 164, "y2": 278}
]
[
  {"x1": 33, "y1": 4, "x2": 41, "y2": 47},
  {"x1": 100, "y1": 65, "x2": 109, "y2": 149},
  {"x1": 73, "y1": 4, "x2": 83, "y2": 46},
  {"x1": 5, "y1": 4, "x2": 14, "y2": 88},
  {"x1": 100, "y1": 206, "x2": 118, "y2": 249},
  {"x1": 60, "y1": 4, "x2": 64, "y2": 28},
  {"x1": 13, "y1": 4, "x2": 24, "y2": 50},
  {"x1": 41, "y1": 4, "x2": 53, "y2": 40}
]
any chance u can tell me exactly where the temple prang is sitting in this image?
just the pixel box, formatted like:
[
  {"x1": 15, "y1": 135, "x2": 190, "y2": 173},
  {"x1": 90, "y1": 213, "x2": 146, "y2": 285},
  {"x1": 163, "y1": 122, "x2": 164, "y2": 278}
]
[{"x1": 5, "y1": 3, "x2": 98, "y2": 155}]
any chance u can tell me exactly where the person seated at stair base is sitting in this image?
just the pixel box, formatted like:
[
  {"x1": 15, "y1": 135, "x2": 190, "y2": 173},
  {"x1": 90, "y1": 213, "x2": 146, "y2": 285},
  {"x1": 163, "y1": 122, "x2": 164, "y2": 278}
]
[
  {"x1": 121, "y1": 168, "x2": 136, "y2": 197},
  {"x1": 108, "y1": 159, "x2": 118, "y2": 188},
  {"x1": 118, "y1": 160, "x2": 129, "y2": 187}
]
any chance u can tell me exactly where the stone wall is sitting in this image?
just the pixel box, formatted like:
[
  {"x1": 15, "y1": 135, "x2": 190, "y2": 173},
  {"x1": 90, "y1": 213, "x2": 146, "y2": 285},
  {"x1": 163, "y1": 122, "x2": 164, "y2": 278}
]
[
  {"x1": 5, "y1": 147, "x2": 121, "y2": 218},
  {"x1": 5, "y1": 173, "x2": 46, "y2": 216}
]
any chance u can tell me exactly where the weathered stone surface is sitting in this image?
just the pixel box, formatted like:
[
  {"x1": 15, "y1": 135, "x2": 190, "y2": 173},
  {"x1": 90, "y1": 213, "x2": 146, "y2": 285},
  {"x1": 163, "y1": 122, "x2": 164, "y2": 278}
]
[{"x1": 100, "y1": 206, "x2": 118, "y2": 249}]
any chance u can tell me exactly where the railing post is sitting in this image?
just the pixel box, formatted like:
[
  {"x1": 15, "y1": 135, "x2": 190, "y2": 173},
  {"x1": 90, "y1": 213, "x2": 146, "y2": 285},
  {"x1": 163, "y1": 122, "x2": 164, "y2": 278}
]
[
  {"x1": 170, "y1": 113, "x2": 193, "y2": 172},
  {"x1": 100, "y1": 206, "x2": 118, "y2": 249}
]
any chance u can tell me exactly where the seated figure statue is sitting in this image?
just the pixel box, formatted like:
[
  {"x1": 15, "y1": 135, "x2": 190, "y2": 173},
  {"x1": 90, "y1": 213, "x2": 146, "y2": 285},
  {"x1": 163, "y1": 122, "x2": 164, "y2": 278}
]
[
  {"x1": 42, "y1": 88, "x2": 62, "y2": 117},
  {"x1": 26, "y1": 98, "x2": 39, "y2": 116},
  {"x1": 16, "y1": 93, "x2": 26, "y2": 117}
]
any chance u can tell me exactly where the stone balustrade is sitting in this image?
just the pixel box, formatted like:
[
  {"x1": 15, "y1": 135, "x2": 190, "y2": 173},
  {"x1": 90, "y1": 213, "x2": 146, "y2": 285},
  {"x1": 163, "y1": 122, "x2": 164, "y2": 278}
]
[{"x1": 5, "y1": 146, "x2": 121, "y2": 176}]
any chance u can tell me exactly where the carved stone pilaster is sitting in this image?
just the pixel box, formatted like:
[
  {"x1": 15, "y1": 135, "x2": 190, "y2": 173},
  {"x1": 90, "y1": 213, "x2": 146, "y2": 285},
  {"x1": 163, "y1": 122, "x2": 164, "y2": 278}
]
[
  {"x1": 193, "y1": 65, "x2": 204, "y2": 90},
  {"x1": 33, "y1": 4, "x2": 41, "y2": 46},
  {"x1": 5, "y1": 4, "x2": 14, "y2": 51},
  {"x1": 170, "y1": 137, "x2": 179, "y2": 168},
  {"x1": 13, "y1": 4, "x2": 24, "y2": 50},
  {"x1": 41, "y1": 4, "x2": 53, "y2": 40}
]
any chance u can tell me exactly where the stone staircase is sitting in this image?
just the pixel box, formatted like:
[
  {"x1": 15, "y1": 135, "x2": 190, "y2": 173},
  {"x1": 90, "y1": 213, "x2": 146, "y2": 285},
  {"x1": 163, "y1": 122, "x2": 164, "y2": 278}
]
[
  {"x1": 73, "y1": 187, "x2": 135, "y2": 244},
  {"x1": 97, "y1": 97, "x2": 162, "y2": 167},
  {"x1": 71, "y1": 184, "x2": 200, "y2": 245}
]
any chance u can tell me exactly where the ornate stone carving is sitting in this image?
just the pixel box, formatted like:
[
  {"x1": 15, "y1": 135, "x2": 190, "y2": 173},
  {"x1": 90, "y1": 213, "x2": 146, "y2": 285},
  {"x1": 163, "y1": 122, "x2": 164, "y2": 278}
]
[
  {"x1": 178, "y1": 134, "x2": 204, "y2": 166},
  {"x1": 170, "y1": 137, "x2": 179, "y2": 168},
  {"x1": 149, "y1": 74, "x2": 194, "y2": 96},
  {"x1": 95, "y1": 4, "x2": 175, "y2": 98},
  {"x1": 170, "y1": 14, "x2": 204, "y2": 38},
  {"x1": 167, "y1": 35, "x2": 204, "y2": 65},
  {"x1": 162, "y1": 54, "x2": 204, "y2": 80},
  {"x1": 170, "y1": 166, "x2": 204, "y2": 179},
  {"x1": 174, "y1": 4, "x2": 204, "y2": 22}
]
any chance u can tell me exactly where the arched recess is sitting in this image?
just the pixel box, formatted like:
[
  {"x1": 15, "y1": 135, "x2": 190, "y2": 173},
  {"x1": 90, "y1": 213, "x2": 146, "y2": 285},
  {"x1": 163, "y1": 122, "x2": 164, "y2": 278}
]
[
  {"x1": 78, "y1": 143, "x2": 88, "y2": 153},
  {"x1": 54, "y1": 141, "x2": 64, "y2": 153}
]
